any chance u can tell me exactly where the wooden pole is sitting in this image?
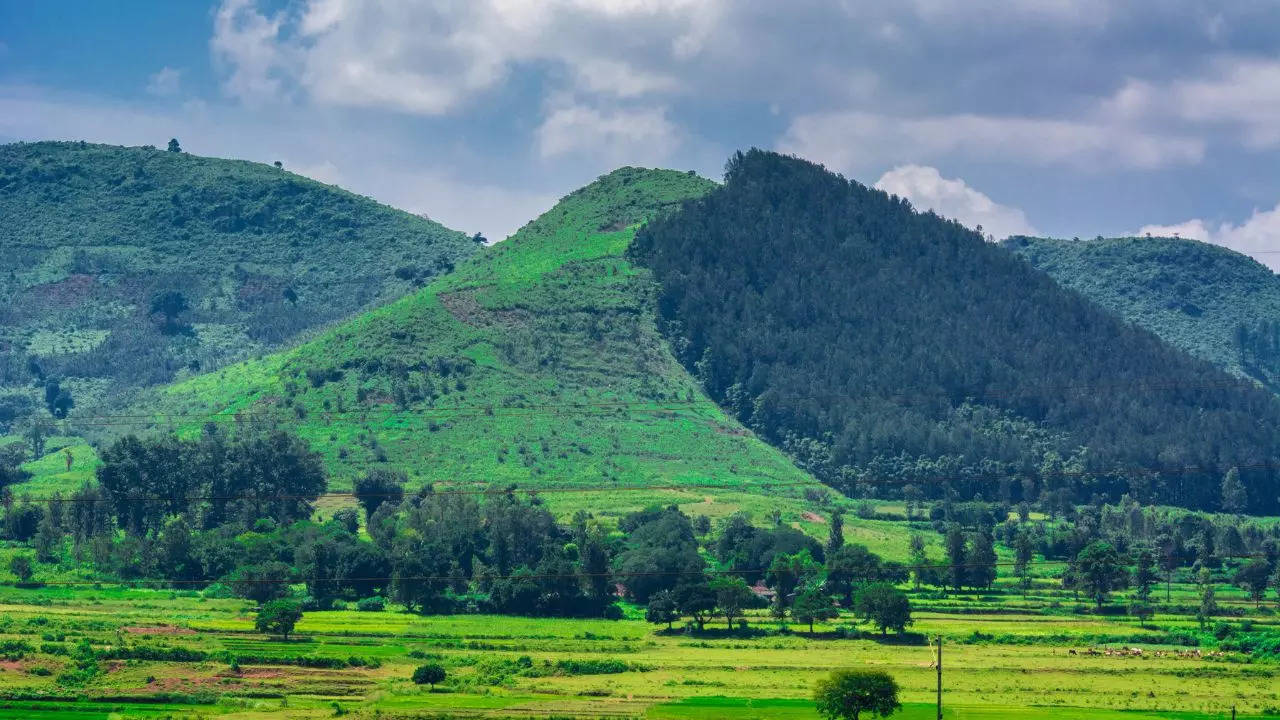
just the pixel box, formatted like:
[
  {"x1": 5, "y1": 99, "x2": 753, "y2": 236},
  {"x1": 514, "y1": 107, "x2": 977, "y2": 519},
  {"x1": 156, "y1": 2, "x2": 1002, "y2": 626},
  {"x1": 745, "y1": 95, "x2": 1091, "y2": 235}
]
[{"x1": 936, "y1": 635, "x2": 943, "y2": 720}]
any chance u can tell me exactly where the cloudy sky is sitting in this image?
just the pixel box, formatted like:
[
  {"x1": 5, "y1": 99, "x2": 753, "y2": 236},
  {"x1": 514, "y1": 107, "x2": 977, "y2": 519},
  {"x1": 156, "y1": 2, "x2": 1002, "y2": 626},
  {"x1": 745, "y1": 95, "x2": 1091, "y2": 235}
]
[{"x1": 4, "y1": 1, "x2": 1280, "y2": 267}]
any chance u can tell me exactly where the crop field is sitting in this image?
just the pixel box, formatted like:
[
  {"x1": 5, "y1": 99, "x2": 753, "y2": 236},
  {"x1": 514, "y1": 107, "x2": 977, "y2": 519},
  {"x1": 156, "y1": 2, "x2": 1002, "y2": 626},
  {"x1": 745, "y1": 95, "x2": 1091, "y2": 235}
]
[{"x1": 0, "y1": 557, "x2": 1275, "y2": 720}]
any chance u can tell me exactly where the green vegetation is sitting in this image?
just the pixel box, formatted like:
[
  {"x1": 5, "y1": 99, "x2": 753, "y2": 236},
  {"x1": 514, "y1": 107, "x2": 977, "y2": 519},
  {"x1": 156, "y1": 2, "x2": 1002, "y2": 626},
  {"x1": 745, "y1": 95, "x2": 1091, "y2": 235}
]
[
  {"x1": 90, "y1": 164, "x2": 826, "y2": 524},
  {"x1": 0, "y1": 140, "x2": 477, "y2": 430},
  {"x1": 1005, "y1": 235, "x2": 1280, "y2": 392},
  {"x1": 632, "y1": 150, "x2": 1280, "y2": 514}
]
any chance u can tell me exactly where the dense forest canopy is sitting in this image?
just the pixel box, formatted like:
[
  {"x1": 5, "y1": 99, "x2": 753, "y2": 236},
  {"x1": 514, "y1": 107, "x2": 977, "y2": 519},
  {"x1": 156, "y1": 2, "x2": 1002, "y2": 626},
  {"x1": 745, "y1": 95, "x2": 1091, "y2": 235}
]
[
  {"x1": 1005, "y1": 235, "x2": 1280, "y2": 393},
  {"x1": 0, "y1": 141, "x2": 477, "y2": 428},
  {"x1": 632, "y1": 149, "x2": 1280, "y2": 513}
]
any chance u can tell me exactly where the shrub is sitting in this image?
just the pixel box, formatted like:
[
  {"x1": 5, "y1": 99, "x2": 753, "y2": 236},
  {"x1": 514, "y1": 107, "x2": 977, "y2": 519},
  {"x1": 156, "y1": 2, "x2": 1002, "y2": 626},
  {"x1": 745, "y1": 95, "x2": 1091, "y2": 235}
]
[{"x1": 356, "y1": 596, "x2": 385, "y2": 612}]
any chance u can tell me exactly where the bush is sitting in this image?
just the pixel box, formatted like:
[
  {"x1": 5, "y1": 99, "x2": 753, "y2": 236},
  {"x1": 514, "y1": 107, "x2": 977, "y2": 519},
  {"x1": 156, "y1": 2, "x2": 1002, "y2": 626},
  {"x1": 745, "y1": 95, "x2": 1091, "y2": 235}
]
[
  {"x1": 412, "y1": 663, "x2": 447, "y2": 687},
  {"x1": 356, "y1": 596, "x2": 385, "y2": 612}
]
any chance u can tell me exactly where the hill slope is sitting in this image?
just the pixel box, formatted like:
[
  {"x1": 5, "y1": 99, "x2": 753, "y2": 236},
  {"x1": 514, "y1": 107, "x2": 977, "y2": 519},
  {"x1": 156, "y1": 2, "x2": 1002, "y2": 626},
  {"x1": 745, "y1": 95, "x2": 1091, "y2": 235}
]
[
  {"x1": 0, "y1": 141, "x2": 478, "y2": 425},
  {"x1": 631, "y1": 150, "x2": 1280, "y2": 513},
  {"x1": 117, "y1": 167, "x2": 826, "y2": 521},
  {"x1": 1004, "y1": 235, "x2": 1280, "y2": 391}
]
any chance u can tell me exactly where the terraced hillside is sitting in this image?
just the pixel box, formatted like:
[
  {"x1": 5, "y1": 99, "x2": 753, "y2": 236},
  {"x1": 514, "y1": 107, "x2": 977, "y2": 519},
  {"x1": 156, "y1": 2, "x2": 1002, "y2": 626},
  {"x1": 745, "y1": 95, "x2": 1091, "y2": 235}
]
[
  {"x1": 0, "y1": 141, "x2": 478, "y2": 426},
  {"x1": 116, "y1": 167, "x2": 825, "y2": 521},
  {"x1": 1006, "y1": 235, "x2": 1280, "y2": 392}
]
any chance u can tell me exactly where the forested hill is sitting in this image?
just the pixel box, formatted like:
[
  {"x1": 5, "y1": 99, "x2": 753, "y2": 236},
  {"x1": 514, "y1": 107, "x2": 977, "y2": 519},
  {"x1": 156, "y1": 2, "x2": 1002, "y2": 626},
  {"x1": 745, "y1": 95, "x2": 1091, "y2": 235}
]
[
  {"x1": 1005, "y1": 235, "x2": 1280, "y2": 392},
  {"x1": 121, "y1": 166, "x2": 823, "y2": 519},
  {"x1": 631, "y1": 149, "x2": 1280, "y2": 513},
  {"x1": 0, "y1": 141, "x2": 478, "y2": 426}
]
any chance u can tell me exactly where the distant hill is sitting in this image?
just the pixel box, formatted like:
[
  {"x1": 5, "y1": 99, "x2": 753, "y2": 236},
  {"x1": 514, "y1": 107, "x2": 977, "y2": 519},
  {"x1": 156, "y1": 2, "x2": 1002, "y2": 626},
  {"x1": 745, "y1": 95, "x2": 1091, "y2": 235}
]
[
  {"x1": 0, "y1": 141, "x2": 478, "y2": 427},
  {"x1": 110, "y1": 166, "x2": 825, "y2": 521},
  {"x1": 631, "y1": 150, "x2": 1280, "y2": 513},
  {"x1": 1004, "y1": 235, "x2": 1280, "y2": 392}
]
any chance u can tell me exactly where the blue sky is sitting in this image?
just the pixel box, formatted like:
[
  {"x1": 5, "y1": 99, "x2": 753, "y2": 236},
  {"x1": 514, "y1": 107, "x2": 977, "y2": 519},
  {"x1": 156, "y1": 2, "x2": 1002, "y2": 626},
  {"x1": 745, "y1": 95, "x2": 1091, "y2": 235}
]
[{"x1": 4, "y1": 1, "x2": 1280, "y2": 268}]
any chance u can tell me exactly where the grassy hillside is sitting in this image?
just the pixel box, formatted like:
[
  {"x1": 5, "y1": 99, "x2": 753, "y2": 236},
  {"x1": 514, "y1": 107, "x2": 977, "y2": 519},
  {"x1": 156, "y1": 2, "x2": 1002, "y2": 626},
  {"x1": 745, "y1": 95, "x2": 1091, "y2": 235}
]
[
  {"x1": 103, "y1": 166, "x2": 826, "y2": 521},
  {"x1": 1005, "y1": 235, "x2": 1280, "y2": 391},
  {"x1": 0, "y1": 141, "x2": 478, "y2": 426},
  {"x1": 632, "y1": 150, "x2": 1280, "y2": 513}
]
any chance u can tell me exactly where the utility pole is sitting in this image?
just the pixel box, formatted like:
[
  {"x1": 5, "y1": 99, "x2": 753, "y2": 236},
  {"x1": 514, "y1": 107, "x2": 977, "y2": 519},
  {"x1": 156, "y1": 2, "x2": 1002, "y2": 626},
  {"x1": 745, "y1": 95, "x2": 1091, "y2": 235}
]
[
  {"x1": 1231, "y1": 705, "x2": 1236, "y2": 720},
  {"x1": 935, "y1": 635, "x2": 943, "y2": 720}
]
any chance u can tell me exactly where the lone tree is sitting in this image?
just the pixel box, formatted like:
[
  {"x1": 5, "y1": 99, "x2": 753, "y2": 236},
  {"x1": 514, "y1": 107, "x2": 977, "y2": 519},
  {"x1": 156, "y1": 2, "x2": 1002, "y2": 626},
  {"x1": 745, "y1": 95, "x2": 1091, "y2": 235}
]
[
  {"x1": 167, "y1": 138, "x2": 181, "y2": 153},
  {"x1": 255, "y1": 599, "x2": 303, "y2": 641},
  {"x1": 1234, "y1": 559, "x2": 1270, "y2": 608},
  {"x1": 412, "y1": 663, "x2": 446, "y2": 688},
  {"x1": 853, "y1": 583, "x2": 912, "y2": 635},
  {"x1": 645, "y1": 589, "x2": 679, "y2": 630},
  {"x1": 813, "y1": 668, "x2": 901, "y2": 720},
  {"x1": 711, "y1": 575, "x2": 756, "y2": 630},
  {"x1": 1075, "y1": 541, "x2": 1127, "y2": 610}
]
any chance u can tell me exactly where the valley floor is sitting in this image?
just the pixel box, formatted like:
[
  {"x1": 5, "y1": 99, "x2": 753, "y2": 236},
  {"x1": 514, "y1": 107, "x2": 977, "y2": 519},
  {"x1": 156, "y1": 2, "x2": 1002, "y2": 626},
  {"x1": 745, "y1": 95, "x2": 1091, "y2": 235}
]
[{"x1": 0, "y1": 578, "x2": 1274, "y2": 719}]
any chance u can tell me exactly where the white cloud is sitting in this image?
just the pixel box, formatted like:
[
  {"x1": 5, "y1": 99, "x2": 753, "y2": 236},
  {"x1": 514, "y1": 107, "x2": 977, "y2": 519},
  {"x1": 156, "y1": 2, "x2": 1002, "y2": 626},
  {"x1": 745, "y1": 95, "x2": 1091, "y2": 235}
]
[
  {"x1": 536, "y1": 100, "x2": 679, "y2": 162},
  {"x1": 1173, "y1": 58, "x2": 1280, "y2": 148},
  {"x1": 875, "y1": 165, "x2": 1038, "y2": 239},
  {"x1": 779, "y1": 111, "x2": 1204, "y2": 173},
  {"x1": 145, "y1": 67, "x2": 183, "y2": 97},
  {"x1": 1137, "y1": 206, "x2": 1280, "y2": 272},
  {"x1": 209, "y1": 0, "x2": 721, "y2": 115}
]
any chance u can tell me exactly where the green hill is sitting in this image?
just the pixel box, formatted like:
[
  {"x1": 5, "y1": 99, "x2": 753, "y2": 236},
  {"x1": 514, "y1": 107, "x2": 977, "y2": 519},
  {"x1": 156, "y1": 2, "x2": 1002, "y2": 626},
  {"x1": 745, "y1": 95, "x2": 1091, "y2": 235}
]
[
  {"x1": 1004, "y1": 235, "x2": 1280, "y2": 392},
  {"x1": 0, "y1": 141, "x2": 478, "y2": 427},
  {"x1": 104, "y1": 166, "x2": 828, "y2": 522},
  {"x1": 631, "y1": 150, "x2": 1280, "y2": 514}
]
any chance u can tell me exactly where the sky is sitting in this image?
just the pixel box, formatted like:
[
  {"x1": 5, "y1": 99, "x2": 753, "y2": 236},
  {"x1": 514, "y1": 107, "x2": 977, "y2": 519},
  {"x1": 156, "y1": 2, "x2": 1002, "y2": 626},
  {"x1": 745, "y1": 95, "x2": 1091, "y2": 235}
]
[{"x1": 3, "y1": 1, "x2": 1280, "y2": 268}]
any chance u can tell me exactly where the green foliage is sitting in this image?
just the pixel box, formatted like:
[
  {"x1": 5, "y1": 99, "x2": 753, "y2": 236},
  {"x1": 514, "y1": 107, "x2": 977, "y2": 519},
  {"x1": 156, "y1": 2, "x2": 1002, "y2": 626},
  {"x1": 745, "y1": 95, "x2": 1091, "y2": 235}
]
[
  {"x1": 412, "y1": 662, "x2": 447, "y2": 687},
  {"x1": 813, "y1": 668, "x2": 901, "y2": 720},
  {"x1": 852, "y1": 583, "x2": 912, "y2": 635},
  {"x1": 255, "y1": 598, "x2": 303, "y2": 640},
  {"x1": 0, "y1": 141, "x2": 477, "y2": 427},
  {"x1": 134, "y1": 164, "x2": 819, "y2": 524},
  {"x1": 1076, "y1": 542, "x2": 1128, "y2": 610},
  {"x1": 634, "y1": 149, "x2": 1280, "y2": 513},
  {"x1": 1006, "y1": 234, "x2": 1280, "y2": 393}
]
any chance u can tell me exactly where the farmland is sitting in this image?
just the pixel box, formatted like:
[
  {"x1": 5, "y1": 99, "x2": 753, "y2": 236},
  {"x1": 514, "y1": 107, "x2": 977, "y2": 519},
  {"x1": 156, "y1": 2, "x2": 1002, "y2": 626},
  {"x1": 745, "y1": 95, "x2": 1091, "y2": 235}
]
[{"x1": 0, "y1": 567, "x2": 1275, "y2": 719}]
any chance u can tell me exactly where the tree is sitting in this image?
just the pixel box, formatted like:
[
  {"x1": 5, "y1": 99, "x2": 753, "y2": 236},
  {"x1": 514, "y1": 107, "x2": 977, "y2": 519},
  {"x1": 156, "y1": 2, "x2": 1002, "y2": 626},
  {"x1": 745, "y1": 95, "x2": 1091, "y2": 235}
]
[
  {"x1": 853, "y1": 583, "x2": 912, "y2": 635},
  {"x1": 645, "y1": 589, "x2": 679, "y2": 630},
  {"x1": 944, "y1": 524, "x2": 967, "y2": 591},
  {"x1": 149, "y1": 290, "x2": 189, "y2": 334},
  {"x1": 826, "y1": 544, "x2": 888, "y2": 606},
  {"x1": 826, "y1": 510, "x2": 845, "y2": 556},
  {"x1": 1221, "y1": 467, "x2": 1247, "y2": 514},
  {"x1": 1271, "y1": 563, "x2": 1280, "y2": 608},
  {"x1": 967, "y1": 531, "x2": 997, "y2": 590},
  {"x1": 1196, "y1": 567, "x2": 1217, "y2": 629},
  {"x1": 227, "y1": 561, "x2": 293, "y2": 605},
  {"x1": 793, "y1": 584, "x2": 838, "y2": 632},
  {"x1": 813, "y1": 668, "x2": 901, "y2": 720},
  {"x1": 1075, "y1": 542, "x2": 1127, "y2": 610},
  {"x1": 908, "y1": 534, "x2": 928, "y2": 591},
  {"x1": 167, "y1": 138, "x2": 181, "y2": 152},
  {"x1": 412, "y1": 663, "x2": 446, "y2": 688},
  {"x1": 766, "y1": 549, "x2": 820, "y2": 608},
  {"x1": 1014, "y1": 528, "x2": 1034, "y2": 595},
  {"x1": 1233, "y1": 559, "x2": 1270, "y2": 608},
  {"x1": 709, "y1": 575, "x2": 756, "y2": 630},
  {"x1": 1156, "y1": 533, "x2": 1181, "y2": 602},
  {"x1": 353, "y1": 469, "x2": 406, "y2": 521},
  {"x1": 24, "y1": 417, "x2": 51, "y2": 460},
  {"x1": 43, "y1": 379, "x2": 74, "y2": 419},
  {"x1": 1130, "y1": 545, "x2": 1155, "y2": 624},
  {"x1": 674, "y1": 580, "x2": 716, "y2": 632},
  {"x1": 8, "y1": 554, "x2": 33, "y2": 583},
  {"x1": 255, "y1": 599, "x2": 303, "y2": 641}
]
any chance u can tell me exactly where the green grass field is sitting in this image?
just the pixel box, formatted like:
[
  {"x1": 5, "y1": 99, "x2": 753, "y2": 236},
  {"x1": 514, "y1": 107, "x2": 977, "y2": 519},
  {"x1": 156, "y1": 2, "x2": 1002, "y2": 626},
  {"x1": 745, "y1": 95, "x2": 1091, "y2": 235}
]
[{"x1": 0, "y1": 573, "x2": 1274, "y2": 720}]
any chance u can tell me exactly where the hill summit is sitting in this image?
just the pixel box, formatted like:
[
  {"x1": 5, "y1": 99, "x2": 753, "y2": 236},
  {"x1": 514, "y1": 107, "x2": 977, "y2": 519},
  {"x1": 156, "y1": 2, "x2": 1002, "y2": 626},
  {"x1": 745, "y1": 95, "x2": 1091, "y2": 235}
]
[{"x1": 631, "y1": 149, "x2": 1280, "y2": 513}]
